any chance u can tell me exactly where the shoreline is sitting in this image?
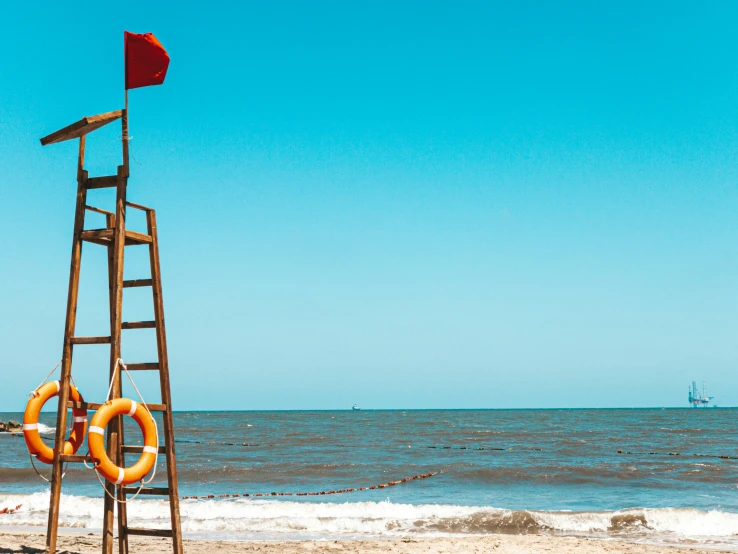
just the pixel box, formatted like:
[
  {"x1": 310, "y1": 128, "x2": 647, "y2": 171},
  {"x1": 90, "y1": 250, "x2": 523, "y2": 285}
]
[{"x1": 0, "y1": 531, "x2": 733, "y2": 554}]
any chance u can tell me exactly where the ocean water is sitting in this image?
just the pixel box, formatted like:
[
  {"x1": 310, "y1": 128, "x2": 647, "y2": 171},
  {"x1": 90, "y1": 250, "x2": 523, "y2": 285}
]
[{"x1": 1, "y1": 409, "x2": 737, "y2": 547}]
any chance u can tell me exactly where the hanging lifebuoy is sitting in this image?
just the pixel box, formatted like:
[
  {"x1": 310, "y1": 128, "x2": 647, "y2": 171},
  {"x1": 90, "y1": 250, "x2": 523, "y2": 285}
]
[
  {"x1": 23, "y1": 380, "x2": 88, "y2": 464},
  {"x1": 87, "y1": 398, "x2": 158, "y2": 485}
]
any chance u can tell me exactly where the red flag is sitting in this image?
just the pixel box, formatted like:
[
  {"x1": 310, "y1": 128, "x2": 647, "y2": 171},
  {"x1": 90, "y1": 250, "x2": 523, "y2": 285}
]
[{"x1": 125, "y1": 32, "x2": 170, "y2": 90}]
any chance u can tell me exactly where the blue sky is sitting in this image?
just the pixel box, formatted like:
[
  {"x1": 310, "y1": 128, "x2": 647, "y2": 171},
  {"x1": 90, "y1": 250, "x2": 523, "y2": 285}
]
[{"x1": 1, "y1": 1, "x2": 737, "y2": 410}]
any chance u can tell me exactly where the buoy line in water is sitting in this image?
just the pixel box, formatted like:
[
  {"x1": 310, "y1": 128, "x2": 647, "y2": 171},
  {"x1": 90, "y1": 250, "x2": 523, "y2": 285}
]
[
  {"x1": 617, "y1": 449, "x2": 738, "y2": 460},
  {"x1": 9, "y1": 434, "x2": 524, "y2": 450},
  {"x1": 175, "y1": 440, "x2": 738, "y2": 460},
  {"x1": 5, "y1": 433, "x2": 738, "y2": 459},
  {"x1": 0, "y1": 474, "x2": 442, "y2": 514},
  {"x1": 181, "y1": 471, "x2": 440, "y2": 500},
  {"x1": 173, "y1": 438, "x2": 540, "y2": 451}
]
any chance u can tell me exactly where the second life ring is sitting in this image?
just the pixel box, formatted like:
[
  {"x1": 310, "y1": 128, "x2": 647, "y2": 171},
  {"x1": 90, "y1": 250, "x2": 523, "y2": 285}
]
[
  {"x1": 23, "y1": 380, "x2": 88, "y2": 465},
  {"x1": 88, "y1": 398, "x2": 158, "y2": 486}
]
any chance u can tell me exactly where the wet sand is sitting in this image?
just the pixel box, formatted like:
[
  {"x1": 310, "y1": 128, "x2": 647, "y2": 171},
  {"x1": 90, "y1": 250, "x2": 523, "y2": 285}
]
[{"x1": 0, "y1": 531, "x2": 731, "y2": 554}]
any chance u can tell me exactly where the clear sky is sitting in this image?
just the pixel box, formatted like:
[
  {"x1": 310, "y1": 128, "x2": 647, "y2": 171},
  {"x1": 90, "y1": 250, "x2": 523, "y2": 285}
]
[{"x1": 1, "y1": 1, "x2": 737, "y2": 410}]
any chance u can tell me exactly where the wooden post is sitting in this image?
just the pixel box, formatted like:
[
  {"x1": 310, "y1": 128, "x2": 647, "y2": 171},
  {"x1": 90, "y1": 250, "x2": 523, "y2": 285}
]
[
  {"x1": 116, "y1": 97, "x2": 130, "y2": 554},
  {"x1": 46, "y1": 136, "x2": 87, "y2": 553},
  {"x1": 104, "y1": 211, "x2": 129, "y2": 554},
  {"x1": 147, "y1": 209, "x2": 184, "y2": 554},
  {"x1": 102, "y1": 158, "x2": 127, "y2": 554},
  {"x1": 122, "y1": 91, "x2": 129, "y2": 177}
]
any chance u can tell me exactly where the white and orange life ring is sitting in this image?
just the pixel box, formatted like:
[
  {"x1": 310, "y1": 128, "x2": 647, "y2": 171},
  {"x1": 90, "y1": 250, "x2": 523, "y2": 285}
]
[
  {"x1": 23, "y1": 380, "x2": 88, "y2": 465},
  {"x1": 88, "y1": 398, "x2": 158, "y2": 486}
]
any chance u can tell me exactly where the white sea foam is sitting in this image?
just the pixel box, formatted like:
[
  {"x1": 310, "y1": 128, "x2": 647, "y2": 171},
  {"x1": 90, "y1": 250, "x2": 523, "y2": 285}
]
[
  {"x1": 2, "y1": 492, "x2": 738, "y2": 545},
  {"x1": 0, "y1": 423, "x2": 55, "y2": 435}
]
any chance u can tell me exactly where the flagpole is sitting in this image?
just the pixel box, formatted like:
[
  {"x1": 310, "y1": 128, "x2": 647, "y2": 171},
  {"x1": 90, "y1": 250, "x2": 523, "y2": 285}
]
[{"x1": 122, "y1": 88, "x2": 129, "y2": 175}]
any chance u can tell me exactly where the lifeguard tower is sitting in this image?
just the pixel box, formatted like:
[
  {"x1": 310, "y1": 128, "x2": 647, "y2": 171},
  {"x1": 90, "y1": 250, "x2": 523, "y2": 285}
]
[{"x1": 39, "y1": 104, "x2": 183, "y2": 554}]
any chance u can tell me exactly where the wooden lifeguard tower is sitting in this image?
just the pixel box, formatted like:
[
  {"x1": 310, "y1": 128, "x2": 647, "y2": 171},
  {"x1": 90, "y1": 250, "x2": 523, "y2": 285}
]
[{"x1": 40, "y1": 105, "x2": 183, "y2": 554}]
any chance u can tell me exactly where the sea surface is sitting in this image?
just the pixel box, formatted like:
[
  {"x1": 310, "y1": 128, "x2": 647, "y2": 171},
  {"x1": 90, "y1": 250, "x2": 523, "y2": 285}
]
[{"x1": 1, "y1": 409, "x2": 737, "y2": 548}]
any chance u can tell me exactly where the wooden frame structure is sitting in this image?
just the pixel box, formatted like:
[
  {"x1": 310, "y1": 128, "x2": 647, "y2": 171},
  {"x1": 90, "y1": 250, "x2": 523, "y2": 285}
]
[{"x1": 40, "y1": 108, "x2": 183, "y2": 554}]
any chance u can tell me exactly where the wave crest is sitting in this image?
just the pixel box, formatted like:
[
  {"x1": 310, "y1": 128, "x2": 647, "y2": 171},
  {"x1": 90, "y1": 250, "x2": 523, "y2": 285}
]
[{"x1": 2, "y1": 493, "x2": 738, "y2": 546}]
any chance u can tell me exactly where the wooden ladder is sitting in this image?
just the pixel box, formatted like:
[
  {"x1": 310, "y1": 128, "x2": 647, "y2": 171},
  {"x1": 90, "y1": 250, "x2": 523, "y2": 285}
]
[{"x1": 43, "y1": 113, "x2": 183, "y2": 554}]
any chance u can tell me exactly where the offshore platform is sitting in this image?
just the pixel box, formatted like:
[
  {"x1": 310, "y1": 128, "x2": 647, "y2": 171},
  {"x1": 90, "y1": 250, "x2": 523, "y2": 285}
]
[{"x1": 688, "y1": 381, "x2": 714, "y2": 407}]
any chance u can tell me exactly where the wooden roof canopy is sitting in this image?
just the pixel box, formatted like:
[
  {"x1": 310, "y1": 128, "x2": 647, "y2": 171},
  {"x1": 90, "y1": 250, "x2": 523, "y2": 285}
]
[{"x1": 40, "y1": 110, "x2": 123, "y2": 146}]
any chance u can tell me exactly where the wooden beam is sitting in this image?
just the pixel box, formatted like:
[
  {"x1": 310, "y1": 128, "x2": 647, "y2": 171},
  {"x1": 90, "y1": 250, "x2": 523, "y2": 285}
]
[
  {"x1": 121, "y1": 487, "x2": 170, "y2": 496},
  {"x1": 59, "y1": 453, "x2": 92, "y2": 463},
  {"x1": 124, "y1": 528, "x2": 173, "y2": 538},
  {"x1": 84, "y1": 205, "x2": 115, "y2": 218},
  {"x1": 47, "y1": 136, "x2": 88, "y2": 554},
  {"x1": 122, "y1": 321, "x2": 156, "y2": 330},
  {"x1": 86, "y1": 175, "x2": 119, "y2": 189},
  {"x1": 125, "y1": 362, "x2": 160, "y2": 370},
  {"x1": 147, "y1": 207, "x2": 184, "y2": 554},
  {"x1": 122, "y1": 445, "x2": 166, "y2": 454},
  {"x1": 40, "y1": 111, "x2": 123, "y2": 146},
  {"x1": 80, "y1": 229, "x2": 114, "y2": 244},
  {"x1": 80, "y1": 237, "x2": 109, "y2": 247},
  {"x1": 124, "y1": 230, "x2": 153, "y2": 245},
  {"x1": 79, "y1": 229, "x2": 152, "y2": 246},
  {"x1": 123, "y1": 279, "x2": 153, "y2": 288},
  {"x1": 103, "y1": 165, "x2": 127, "y2": 554},
  {"x1": 68, "y1": 401, "x2": 167, "y2": 412},
  {"x1": 126, "y1": 201, "x2": 153, "y2": 212},
  {"x1": 70, "y1": 336, "x2": 111, "y2": 345}
]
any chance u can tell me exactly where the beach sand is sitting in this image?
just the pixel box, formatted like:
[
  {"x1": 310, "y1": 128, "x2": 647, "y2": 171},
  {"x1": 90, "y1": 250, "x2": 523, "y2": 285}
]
[{"x1": 0, "y1": 531, "x2": 731, "y2": 554}]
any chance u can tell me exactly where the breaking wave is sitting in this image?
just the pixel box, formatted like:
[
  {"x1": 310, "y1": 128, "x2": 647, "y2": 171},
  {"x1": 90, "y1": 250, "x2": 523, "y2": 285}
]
[
  {"x1": 38, "y1": 423, "x2": 55, "y2": 435},
  {"x1": 2, "y1": 492, "x2": 738, "y2": 546},
  {"x1": 0, "y1": 423, "x2": 55, "y2": 435}
]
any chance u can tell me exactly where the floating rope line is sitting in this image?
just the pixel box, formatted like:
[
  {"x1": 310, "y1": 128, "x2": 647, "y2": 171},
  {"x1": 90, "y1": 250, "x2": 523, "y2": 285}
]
[
  {"x1": 173, "y1": 439, "x2": 539, "y2": 451},
  {"x1": 181, "y1": 471, "x2": 440, "y2": 500},
  {"x1": 7, "y1": 432, "x2": 737, "y2": 460},
  {"x1": 617, "y1": 449, "x2": 738, "y2": 460}
]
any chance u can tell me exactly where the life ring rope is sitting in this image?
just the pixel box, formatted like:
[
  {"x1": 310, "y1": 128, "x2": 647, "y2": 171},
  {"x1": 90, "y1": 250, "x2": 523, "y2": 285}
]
[
  {"x1": 24, "y1": 360, "x2": 81, "y2": 482},
  {"x1": 84, "y1": 358, "x2": 159, "y2": 504},
  {"x1": 28, "y1": 452, "x2": 68, "y2": 483},
  {"x1": 24, "y1": 366, "x2": 88, "y2": 471},
  {"x1": 27, "y1": 359, "x2": 79, "y2": 404},
  {"x1": 28, "y1": 360, "x2": 62, "y2": 398}
]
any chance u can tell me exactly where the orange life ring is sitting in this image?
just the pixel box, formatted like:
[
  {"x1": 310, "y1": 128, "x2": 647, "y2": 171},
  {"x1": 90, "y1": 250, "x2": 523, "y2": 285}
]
[
  {"x1": 88, "y1": 398, "x2": 158, "y2": 485},
  {"x1": 23, "y1": 380, "x2": 88, "y2": 465}
]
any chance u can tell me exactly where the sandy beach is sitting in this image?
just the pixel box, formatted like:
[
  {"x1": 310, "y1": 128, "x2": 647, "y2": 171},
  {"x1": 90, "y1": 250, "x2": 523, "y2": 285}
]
[{"x1": 0, "y1": 531, "x2": 732, "y2": 554}]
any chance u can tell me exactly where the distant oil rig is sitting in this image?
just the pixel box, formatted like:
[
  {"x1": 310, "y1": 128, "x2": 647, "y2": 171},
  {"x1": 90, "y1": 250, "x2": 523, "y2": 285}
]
[{"x1": 688, "y1": 381, "x2": 714, "y2": 407}]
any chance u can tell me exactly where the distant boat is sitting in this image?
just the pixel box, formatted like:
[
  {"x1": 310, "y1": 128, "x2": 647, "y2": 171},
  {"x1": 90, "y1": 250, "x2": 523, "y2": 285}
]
[{"x1": 352, "y1": 404, "x2": 361, "y2": 411}]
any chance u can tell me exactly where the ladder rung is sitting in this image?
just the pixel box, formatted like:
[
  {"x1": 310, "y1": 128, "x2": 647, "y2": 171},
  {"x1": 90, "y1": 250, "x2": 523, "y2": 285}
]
[
  {"x1": 125, "y1": 362, "x2": 160, "y2": 370},
  {"x1": 123, "y1": 279, "x2": 153, "y2": 288},
  {"x1": 86, "y1": 175, "x2": 118, "y2": 189},
  {"x1": 122, "y1": 321, "x2": 156, "y2": 330},
  {"x1": 59, "y1": 453, "x2": 92, "y2": 463},
  {"x1": 124, "y1": 230, "x2": 153, "y2": 245},
  {"x1": 122, "y1": 445, "x2": 166, "y2": 454},
  {"x1": 68, "y1": 401, "x2": 168, "y2": 412},
  {"x1": 124, "y1": 527, "x2": 172, "y2": 538},
  {"x1": 71, "y1": 336, "x2": 111, "y2": 345},
  {"x1": 122, "y1": 486, "x2": 170, "y2": 496}
]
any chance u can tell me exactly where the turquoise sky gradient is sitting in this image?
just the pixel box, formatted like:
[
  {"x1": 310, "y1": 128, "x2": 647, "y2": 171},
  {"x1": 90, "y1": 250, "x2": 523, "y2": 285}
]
[{"x1": 1, "y1": 1, "x2": 737, "y2": 410}]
